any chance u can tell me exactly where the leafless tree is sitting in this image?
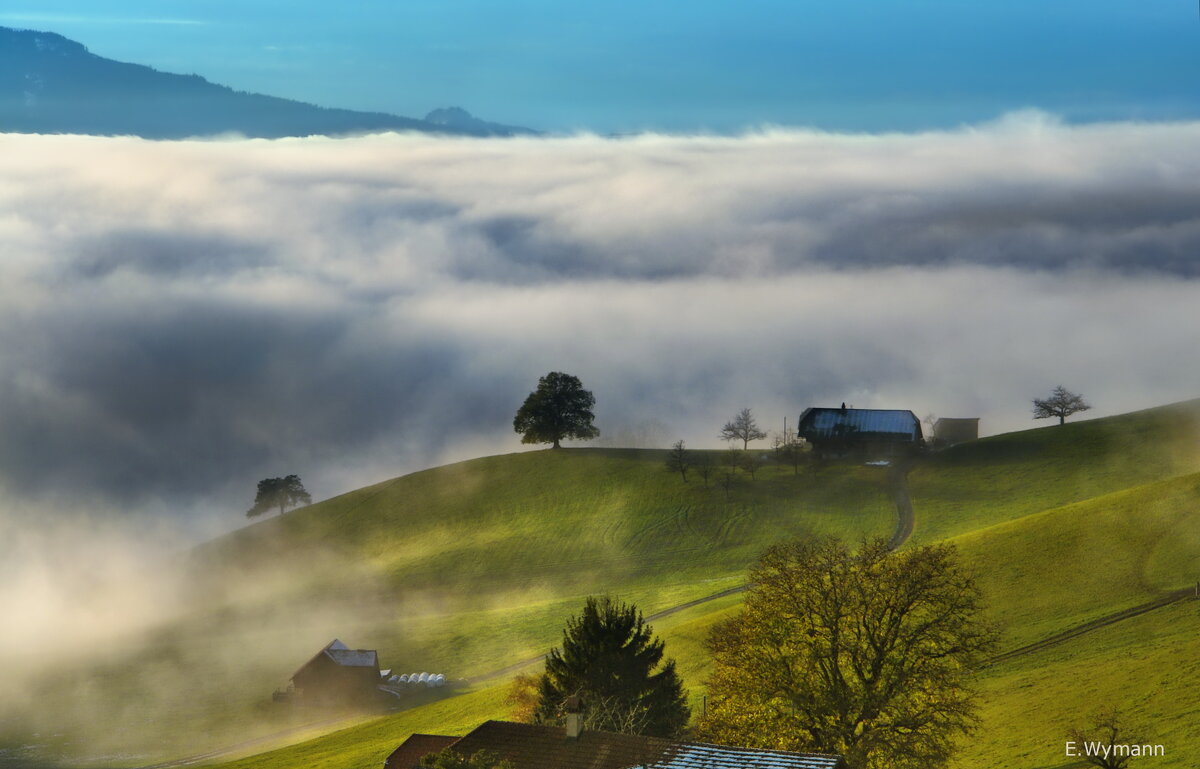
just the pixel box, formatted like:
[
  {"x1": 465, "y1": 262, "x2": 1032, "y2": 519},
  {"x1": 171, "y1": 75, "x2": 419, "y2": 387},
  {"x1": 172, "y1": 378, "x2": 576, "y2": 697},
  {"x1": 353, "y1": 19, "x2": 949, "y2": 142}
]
[
  {"x1": 720, "y1": 408, "x2": 767, "y2": 449},
  {"x1": 738, "y1": 451, "x2": 767, "y2": 480},
  {"x1": 694, "y1": 454, "x2": 716, "y2": 487},
  {"x1": 1067, "y1": 709, "x2": 1147, "y2": 769},
  {"x1": 664, "y1": 440, "x2": 691, "y2": 482},
  {"x1": 773, "y1": 434, "x2": 808, "y2": 475},
  {"x1": 1033, "y1": 385, "x2": 1091, "y2": 425}
]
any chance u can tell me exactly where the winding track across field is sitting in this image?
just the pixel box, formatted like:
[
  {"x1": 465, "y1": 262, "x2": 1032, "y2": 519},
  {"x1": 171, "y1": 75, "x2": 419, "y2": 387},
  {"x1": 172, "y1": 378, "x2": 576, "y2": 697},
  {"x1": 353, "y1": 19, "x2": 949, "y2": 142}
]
[{"x1": 984, "y1": 587, "x2": 1198, "y2": 667}]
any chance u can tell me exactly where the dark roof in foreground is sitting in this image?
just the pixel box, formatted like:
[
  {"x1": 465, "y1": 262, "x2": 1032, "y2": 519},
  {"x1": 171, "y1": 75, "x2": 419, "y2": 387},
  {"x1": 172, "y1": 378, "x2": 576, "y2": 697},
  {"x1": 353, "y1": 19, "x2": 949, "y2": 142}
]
[
  {"x1": 797, "y1": 407, "x2": 921, "y2": 441},
  {"x1": 386, "y1": 720, "x2": 844, "y2": 769},
  {"x1": 385, "y1": 734, "x2": 459, "y2": 769}
]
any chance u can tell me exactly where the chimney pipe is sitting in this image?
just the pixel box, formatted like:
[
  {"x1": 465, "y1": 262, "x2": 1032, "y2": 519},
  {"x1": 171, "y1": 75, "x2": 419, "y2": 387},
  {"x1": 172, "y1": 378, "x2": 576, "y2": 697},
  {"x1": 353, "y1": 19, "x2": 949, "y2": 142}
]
[{"x1": 564, "y1": 695, "x2": 582, "y2": 739}]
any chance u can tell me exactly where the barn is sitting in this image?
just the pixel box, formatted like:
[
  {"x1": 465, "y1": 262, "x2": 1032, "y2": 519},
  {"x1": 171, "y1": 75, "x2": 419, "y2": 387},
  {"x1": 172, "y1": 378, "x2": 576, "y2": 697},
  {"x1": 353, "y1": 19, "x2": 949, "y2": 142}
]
[
  {"x1": 797, "y1": 406, "x2": 923, "y2": 459},
  {"x1": 932, "y1": 417, "x2": 979, "y2": 446},
  {"x1": 290, "y1": 639, "x2": 382, "y2": 705}
]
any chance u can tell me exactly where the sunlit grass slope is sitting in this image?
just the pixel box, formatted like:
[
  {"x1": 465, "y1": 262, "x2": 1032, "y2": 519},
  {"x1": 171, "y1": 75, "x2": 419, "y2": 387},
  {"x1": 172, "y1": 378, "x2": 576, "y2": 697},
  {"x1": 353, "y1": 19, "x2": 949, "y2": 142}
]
[
  {"x1": 212, "y1": 596, "x2": 746, "y2": 769},
  {"x1": 957, "y1": 598, "x2": 1200, "y2": 769},
  {"x1": 954, "y1": 472, "x2": 1200, "y2": 648},
  {"x1": 909, "y1": 399, "x2": 1200, "y2": 544},
  {"x1": 195, "y1": 449, "x2": 895, "y2": 679},
  {"x1": 209, "y1": 400, "x2": 1200, "y2": 769},
  {"x1": 21, "y1": 450, "x2": 892, "y2": 765}
]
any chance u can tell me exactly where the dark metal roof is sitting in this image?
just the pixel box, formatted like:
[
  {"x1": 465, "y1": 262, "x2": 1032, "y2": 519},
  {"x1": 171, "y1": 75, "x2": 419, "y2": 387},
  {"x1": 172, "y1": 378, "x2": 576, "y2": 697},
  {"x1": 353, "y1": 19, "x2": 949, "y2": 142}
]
[
  {"x1": 386, "y1": 734, "x2": 459, "y2": 769},
  {"x1": 797, "y1": 408, "x2": 921, "y2": 441},
  {"x1": 290, "y1": 639, "x2": 379, "y2": 681},
  {"x1": 327, "y1": 648, "x2": 378, "y2": 668},
  {"x1": 388, "y1": 721, "x2": 845, "y2": 769}
]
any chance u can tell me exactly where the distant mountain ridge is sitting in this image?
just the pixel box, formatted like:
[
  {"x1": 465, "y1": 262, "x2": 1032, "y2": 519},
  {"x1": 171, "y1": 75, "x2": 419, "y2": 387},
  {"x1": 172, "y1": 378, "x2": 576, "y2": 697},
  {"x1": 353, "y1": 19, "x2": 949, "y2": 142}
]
[{"x1": 0, "y1": 26, "x2": 537, "y2": 139}]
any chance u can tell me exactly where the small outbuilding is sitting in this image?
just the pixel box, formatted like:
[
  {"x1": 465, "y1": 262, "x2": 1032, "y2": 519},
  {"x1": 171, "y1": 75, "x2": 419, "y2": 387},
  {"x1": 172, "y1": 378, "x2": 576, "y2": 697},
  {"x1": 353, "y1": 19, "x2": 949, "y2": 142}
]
[
  {"x1": 290, "y1": 639, "x2": 381, "y2": 706},
  {"x1": 932, "y1": 417, "x2": 979, "y2": 447},
  {"x1": 797, "y1": 406, "x2": 922, "y2": 460}
]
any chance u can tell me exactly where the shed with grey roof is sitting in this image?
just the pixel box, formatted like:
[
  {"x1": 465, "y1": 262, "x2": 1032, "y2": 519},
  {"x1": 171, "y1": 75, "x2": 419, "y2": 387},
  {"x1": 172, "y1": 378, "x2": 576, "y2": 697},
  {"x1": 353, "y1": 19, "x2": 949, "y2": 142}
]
[
  {"x1": 932, "y1": 417, "x2": 979, "y2": 447},
  {"x1": 290, "y1": 638, "x2": 382, "y2": 705}
]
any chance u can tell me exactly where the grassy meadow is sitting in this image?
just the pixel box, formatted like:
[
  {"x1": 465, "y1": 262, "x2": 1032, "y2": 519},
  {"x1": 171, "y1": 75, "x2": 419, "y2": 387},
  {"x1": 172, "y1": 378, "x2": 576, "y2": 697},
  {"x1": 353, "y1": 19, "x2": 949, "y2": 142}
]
[{"x1": 12, "y1": 400, "x2": 1200, "y2": 768}]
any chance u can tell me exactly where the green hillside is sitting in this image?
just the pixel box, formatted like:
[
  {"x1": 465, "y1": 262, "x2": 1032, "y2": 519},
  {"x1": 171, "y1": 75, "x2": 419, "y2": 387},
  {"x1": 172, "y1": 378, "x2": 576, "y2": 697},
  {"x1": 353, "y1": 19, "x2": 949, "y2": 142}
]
[
  {"x1": 11, "y1": 449, "x2": 896, "y2": 764},
  {"x1": 13, "y1": 400, "x2": 1200, "y2": 769},
  {"x1": 909, "y1": 399, "x2": 1200, "y2": 543}
]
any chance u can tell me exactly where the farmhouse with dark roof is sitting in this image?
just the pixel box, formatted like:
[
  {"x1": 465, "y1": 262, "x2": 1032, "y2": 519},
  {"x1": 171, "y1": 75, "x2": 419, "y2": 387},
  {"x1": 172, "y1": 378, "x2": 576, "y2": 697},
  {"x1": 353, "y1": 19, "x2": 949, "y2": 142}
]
[
  {"x1": 797, "y1": 406, "x2": 922, "y2": 459},
  {"x1": 385, "y1": 719, "x2": 846, "y2": 769}
]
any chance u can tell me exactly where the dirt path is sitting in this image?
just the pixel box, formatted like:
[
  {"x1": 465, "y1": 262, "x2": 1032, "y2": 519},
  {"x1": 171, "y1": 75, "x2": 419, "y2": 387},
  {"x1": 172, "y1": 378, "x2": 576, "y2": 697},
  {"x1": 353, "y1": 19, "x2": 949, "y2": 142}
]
[
  {"x1": 984, "y1": 588, "x2": 1197, "y2": 667},
  {"x1": 885, "y1": 461, "x2": 915, "y2": 551}
]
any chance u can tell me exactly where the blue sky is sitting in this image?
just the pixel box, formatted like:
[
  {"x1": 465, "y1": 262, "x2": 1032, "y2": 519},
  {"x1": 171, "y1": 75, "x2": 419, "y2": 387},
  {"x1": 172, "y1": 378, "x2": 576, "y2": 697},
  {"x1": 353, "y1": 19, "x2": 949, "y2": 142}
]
[{"x1": 3, "y1": 1, "x2": 1198, "y2": 131}]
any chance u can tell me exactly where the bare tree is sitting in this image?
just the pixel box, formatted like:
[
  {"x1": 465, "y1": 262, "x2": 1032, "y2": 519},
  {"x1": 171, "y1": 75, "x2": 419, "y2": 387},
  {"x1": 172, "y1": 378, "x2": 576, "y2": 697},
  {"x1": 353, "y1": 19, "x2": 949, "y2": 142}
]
[
  {"x1": 738, "y1": 451, "x2": 767, "y2": 480},
  {"x1": 694, "y1": 454, "x2": 716, "y2": 487},
  {"x1": 1033, "y1": 385, "x2": 1091, "y2": 425},
  {"x1": 773, "y1": 434, "x2": 808, "y2": 475},
  {"x1": 718, "y1": 471, "x2": 735, "y2": 501},
  {"x1": 720, "y1": 408, "x2": 767, "y2": 449},
  {"x1": 664, "y1": 440, "x2": 691, "y2": 482},
  {"x1": 713, "y1": 448, "x2": 746, "y2": 499},
  {"x1": 1066, "y1": 709, "x2": 1148, "y2": 769}
]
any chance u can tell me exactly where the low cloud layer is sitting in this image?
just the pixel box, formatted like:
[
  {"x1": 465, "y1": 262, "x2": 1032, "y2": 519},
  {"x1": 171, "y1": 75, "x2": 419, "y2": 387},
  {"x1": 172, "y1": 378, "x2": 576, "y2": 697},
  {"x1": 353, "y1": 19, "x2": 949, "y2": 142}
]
[{"x1": 1, "y1": 111, "x2": 1199, "y2": 534}]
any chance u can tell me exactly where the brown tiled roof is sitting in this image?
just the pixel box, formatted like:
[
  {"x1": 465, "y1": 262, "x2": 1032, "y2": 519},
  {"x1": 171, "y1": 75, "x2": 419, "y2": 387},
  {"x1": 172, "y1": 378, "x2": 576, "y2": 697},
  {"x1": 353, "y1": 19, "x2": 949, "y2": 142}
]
[
  {"x1": 398, "y1": 721, "x2": 844, "y2": 769},
  {"x1": 443, "y1": 721, "x2": 674, "y2": 769},
  {"x1": 385, "y1": 733, "x2": 459, "y2": 769}
]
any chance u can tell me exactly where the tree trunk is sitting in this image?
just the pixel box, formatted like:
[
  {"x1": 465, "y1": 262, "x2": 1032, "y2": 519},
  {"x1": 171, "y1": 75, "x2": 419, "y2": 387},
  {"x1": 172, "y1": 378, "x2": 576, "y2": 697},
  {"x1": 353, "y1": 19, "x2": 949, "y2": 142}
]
[
  {"x1": 552, "y1": 437, "x2": 561, "y2": 449},
  {"x1": 1059, "y1": 415, "x2": 1065, "y2": 425}
]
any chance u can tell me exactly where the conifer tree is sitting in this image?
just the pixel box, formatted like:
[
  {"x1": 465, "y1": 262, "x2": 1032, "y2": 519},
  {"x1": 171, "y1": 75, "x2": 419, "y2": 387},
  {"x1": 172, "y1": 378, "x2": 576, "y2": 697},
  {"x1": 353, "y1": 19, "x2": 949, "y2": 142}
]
[{"x1": 534, "y1": 596, "x2": 689, "y2": 738}]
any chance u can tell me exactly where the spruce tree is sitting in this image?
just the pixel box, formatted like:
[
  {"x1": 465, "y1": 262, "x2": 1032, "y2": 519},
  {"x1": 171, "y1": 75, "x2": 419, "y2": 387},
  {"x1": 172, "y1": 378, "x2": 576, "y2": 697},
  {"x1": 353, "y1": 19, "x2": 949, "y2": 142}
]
[{"x1": 534, "y1": 596, "x2": 689, "y2": 738}]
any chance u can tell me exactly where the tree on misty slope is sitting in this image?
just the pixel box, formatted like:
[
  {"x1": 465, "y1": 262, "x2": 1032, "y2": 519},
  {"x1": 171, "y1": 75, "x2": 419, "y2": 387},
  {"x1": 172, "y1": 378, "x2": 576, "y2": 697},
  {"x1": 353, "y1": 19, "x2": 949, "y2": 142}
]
[
  {"x1": 246, "y1": 475, "x2": 312, "y2": 518},
  {"x1": 534, "y1": 595, "x2": 689, "y2": 738},
  {"x1": 1033, "y1": 385, "x2": 1091, "y2": 425},
  {"x1": 720, "y1": 408, "x2": 767, "y2": 449},
  {"x1": 513, "y1": 372, "x2": 599, "y2": 449}
]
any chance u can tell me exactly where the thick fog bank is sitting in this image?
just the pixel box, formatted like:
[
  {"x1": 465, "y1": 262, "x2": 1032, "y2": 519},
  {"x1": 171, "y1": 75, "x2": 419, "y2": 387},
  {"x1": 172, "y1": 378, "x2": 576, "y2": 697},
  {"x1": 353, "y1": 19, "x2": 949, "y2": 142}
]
[{"x1": 0, "y1": 112, "x2": 1198, "y2": 531}]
